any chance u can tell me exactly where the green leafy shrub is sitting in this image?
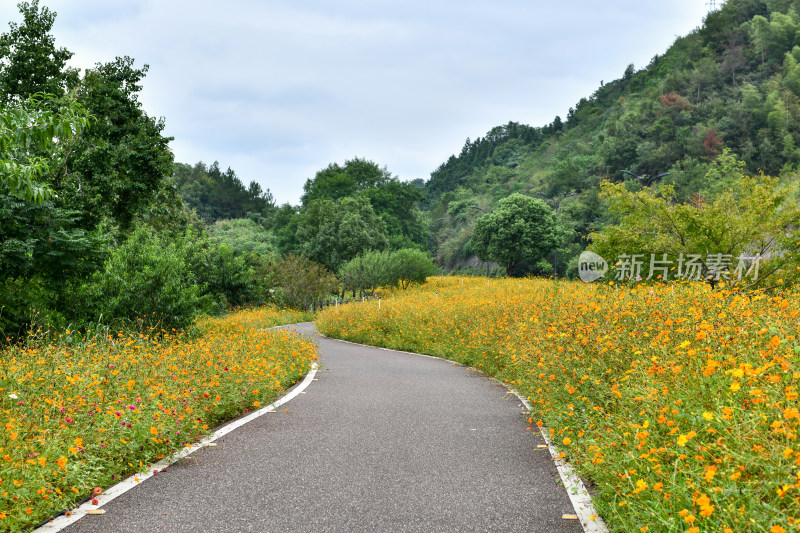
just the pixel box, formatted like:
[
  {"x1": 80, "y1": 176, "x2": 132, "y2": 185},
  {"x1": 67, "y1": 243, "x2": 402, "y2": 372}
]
[
  {"x1": 185, "y1": 236, "x2": 258, "y2": 310},
  {"x1": 270, "y1": 253, "x2": 338, "y2": 309},
  {"x1": 390, "y1": 248, "x2": 438, "y2": 289},
  {"x1": 208, "y1": 218, "x2": 277, "y2": 257},
  {"x1": 338, "y1": 250, "x2": 394, "y2": 295},
  {"x1": 80, "y1": 226, "x2": 212, "y2": 329},
  {"x1": 338, "y1": 248, "x2": 437, "y2": 294}
]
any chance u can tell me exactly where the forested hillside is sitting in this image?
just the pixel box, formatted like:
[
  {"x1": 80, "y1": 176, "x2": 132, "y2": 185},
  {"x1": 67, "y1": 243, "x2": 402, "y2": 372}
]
[
  {"x1": 174, "y1": 161, "x2": 275, "y2": 223},
  {"x1": 425, "y1": 0, "x2": 800, "y2": 275}
]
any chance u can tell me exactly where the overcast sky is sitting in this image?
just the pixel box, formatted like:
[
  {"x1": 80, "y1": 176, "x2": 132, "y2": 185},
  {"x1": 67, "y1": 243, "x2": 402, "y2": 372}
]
[{"x1": 0, "y1": 1, "x2": 715, "y2": 205}]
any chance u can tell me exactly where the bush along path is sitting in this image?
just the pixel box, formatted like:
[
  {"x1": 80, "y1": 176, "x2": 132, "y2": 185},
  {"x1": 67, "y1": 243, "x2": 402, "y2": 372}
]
[{"x1": 37, "y1": 322, "x2": 587, "y2": 533}]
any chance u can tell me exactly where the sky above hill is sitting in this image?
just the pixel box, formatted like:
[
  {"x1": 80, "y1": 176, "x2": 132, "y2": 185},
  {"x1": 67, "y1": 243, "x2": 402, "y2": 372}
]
[{"x1": 0, "y1": 1, "x2": 714, "y2": 205}]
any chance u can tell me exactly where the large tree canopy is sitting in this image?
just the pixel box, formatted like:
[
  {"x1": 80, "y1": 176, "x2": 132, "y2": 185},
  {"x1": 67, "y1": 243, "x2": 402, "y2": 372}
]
[
  {"x1": 296, "y1": 196, "x2": 387, "y2": 271},
  {"x1": 471, "y1": 193, "x2": 558, "y2": 276},
  {"x1": 65, "y1": 56, "x2": 174, "y2": 229},
  {"x1": 301, "y1": 157, "x2": 392, "y2": 206},
  {"x1": 0, "y1": 2, "x2": 183, "y2": 335},
  {"x1": 301, "y1": 157, "x2": 427, "y2": 249}
]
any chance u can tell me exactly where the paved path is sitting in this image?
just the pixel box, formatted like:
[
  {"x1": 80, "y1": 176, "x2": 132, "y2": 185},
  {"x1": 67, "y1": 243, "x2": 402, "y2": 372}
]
[{"x1": 60, "y1": 323, "x2": 582, "y2": 532}]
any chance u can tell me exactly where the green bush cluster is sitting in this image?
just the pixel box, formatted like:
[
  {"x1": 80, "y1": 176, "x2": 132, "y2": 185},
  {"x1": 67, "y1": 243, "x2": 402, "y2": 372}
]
[
  {"x1": 338, "y1": 248, "x2": 437, "y2": 295},
  {"x1": 269, "y1": 253, "x2": 340, "y2": 309},
  {"x1": 78, "y1": 226, "x2": 209, "y2": 330}
]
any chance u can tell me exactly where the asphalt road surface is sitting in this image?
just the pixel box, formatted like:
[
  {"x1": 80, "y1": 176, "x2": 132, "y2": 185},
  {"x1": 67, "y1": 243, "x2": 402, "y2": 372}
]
[{"x1": 61, "y1": 322, "x2": 582, "y2": 533}]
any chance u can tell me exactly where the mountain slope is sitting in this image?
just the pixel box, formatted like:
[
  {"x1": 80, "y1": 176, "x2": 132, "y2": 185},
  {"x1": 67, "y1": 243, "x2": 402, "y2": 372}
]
[{"x1": 425, "y1": 0, "x2": 800, "y2": 274}]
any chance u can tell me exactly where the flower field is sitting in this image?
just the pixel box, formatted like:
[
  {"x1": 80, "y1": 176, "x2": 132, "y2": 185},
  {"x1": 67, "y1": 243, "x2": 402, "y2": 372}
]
[
  {"x1": 0, "y1": 306, "x2": 316, "y2": 532},
  {"x1": 317, "y1": 277, "x2": 800, "y2": 532}
]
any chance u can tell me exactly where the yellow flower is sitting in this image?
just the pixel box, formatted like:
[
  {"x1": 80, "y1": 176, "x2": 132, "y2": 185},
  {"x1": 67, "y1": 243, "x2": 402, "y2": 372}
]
[{"x1": 702, "y1": 412, "x2": 713, "y2": 421}]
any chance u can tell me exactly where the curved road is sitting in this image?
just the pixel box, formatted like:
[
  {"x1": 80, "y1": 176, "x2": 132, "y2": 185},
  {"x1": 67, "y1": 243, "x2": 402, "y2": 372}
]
[{"x1": 58, "y1": 323, "x2": 582, "y2": 532}]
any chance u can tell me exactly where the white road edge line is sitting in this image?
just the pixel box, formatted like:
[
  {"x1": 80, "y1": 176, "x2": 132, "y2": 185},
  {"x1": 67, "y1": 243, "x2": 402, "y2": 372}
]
[
  {"x1": 34, "y1": 362, "x2": 319, "y2": 533},
  {"x1": 507, "y1": 389, "x2": 609, "y2": 533},
  {"x1": 319, "y1": 333, "x2": 608, "y2": 533}
]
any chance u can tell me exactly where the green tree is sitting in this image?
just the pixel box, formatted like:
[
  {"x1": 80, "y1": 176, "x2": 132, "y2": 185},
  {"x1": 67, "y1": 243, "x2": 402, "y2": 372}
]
[
  {"x1": 270, "y1": 203, "x2": 301, "y2": 254},
  {"x1": 338, "y1": 250, "x2": 394, "y2": 296},
  {"x1": 185, "y1": 236, "x2": 257, "y2": 310},
  {"x1": 174, "y1": 161, "x2": 275, "y2": 223},
  {"x1": 269, "y1": 253, "x2": 338, "y2": 309},
  {"x1": 296, "y1": 196, "x2": 387, "y2": 271},
  {"x1": 390, "y1": 248, "x2": 437, "y2": 289},
  {"x1": 0, "y1": 94, "x2": 92, "y2": 336},
  {"x1": 360, "y1": 179, "x2": 426, "y2": 249},
  {"x1": 471, "y1": 193, "x2": 558, "y2": 276},
  {"x1": 301, "y1": 157, "x2": 392, "y2": 206},
  {"x1": 0, "y1": 0, "x2": 77, "y2": 103},
  {"x1": 302, "y1": 158, "x2": 427, "y2": 249},
  {"x1": 65, "y1": 56, "x2": 174, "y2": 229},
  {"x1": 208, "y1": 218, "x2": 276, "y2": 258},
  {"x1": 746, "y1": 14, "x2": 771, "y2": 67},
  {"x1": 0, "y1": 94, "x2": 89, "y2": 203}
]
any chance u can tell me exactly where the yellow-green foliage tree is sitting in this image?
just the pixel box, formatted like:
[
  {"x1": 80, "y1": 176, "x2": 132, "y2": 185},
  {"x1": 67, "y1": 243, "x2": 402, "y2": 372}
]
[{"x1": 590, "y1": 156, "x2": 800, "y2": 290}]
